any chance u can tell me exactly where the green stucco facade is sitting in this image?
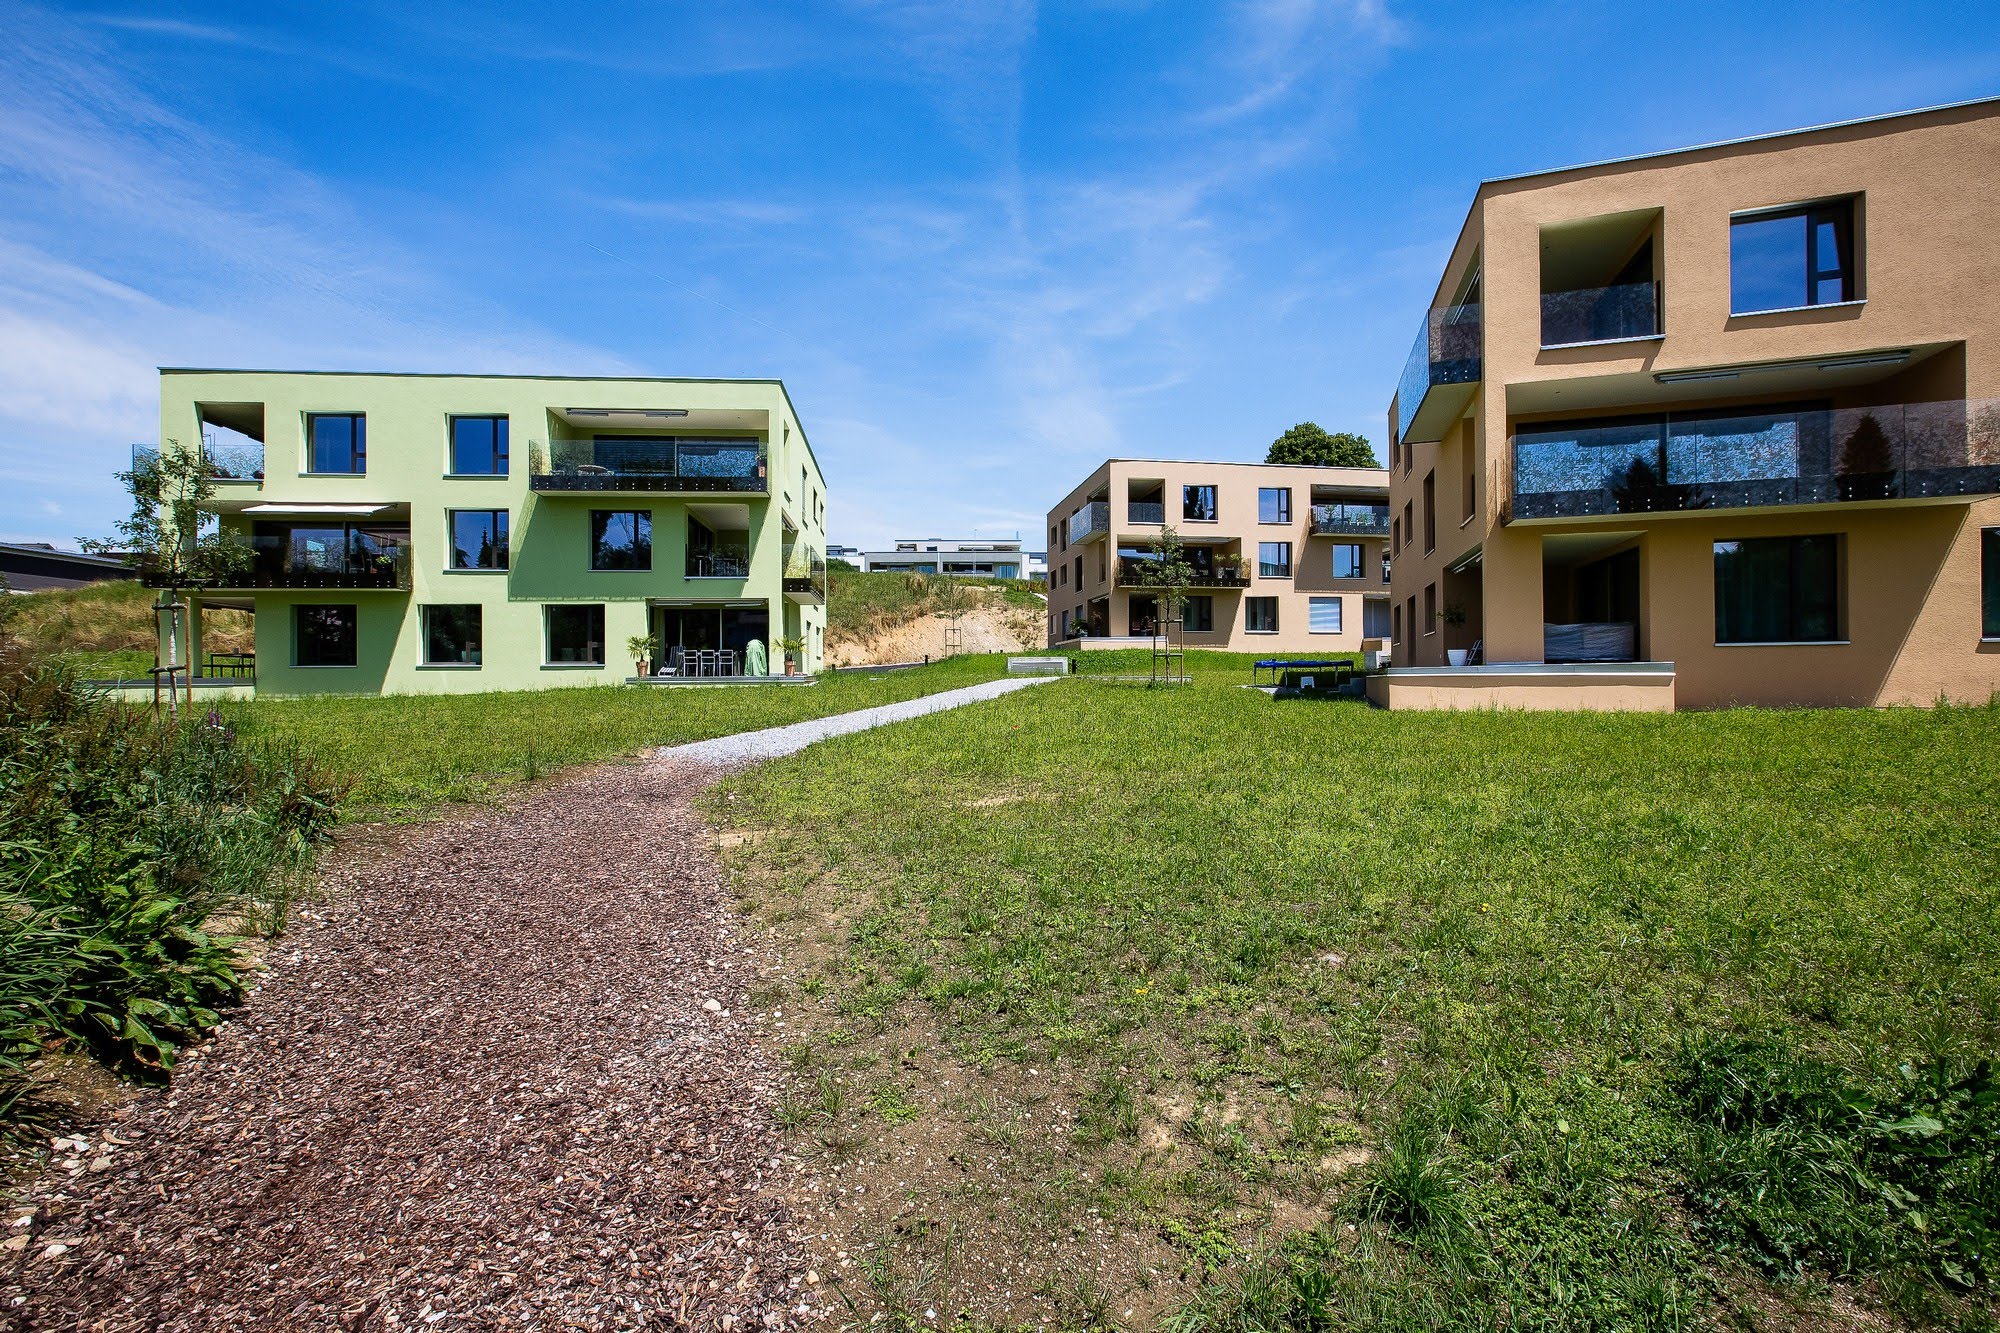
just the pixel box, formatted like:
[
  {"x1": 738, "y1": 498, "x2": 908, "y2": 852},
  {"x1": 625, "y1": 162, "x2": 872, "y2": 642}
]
[{"x1": 159, "y1": 369, "x2": 828, "y2": 696}]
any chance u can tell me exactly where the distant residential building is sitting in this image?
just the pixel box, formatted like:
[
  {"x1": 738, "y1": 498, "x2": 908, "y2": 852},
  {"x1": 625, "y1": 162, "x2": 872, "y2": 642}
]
[
  {"x1": 826, "y1": 543, "x2": 865, "y2": 567},
  {"x1": 1025, "y1": 549, "x2": 1048, "y2": 580},
  {"x1": 1045, "y1": 459, "x2": 1391, "y2": 651},
  {"x1": 0, "y1": 542, "x2": 129, "y2": 592},
  {"x1": 862, "y1": 537, "x2": 1031, "y2": 579}
]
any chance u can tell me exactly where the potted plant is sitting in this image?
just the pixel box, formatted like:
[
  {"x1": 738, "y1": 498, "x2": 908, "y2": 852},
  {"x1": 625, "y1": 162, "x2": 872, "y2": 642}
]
[
  {"x1": 779, "y1": 633, "x2": 807, "y2": 675},
  {"x1": 1441, "y1": 603, "x2": 1470, "y2": 666},
  {"x1": 626, "y1": 633, "x2": 654, "y2": 677}
]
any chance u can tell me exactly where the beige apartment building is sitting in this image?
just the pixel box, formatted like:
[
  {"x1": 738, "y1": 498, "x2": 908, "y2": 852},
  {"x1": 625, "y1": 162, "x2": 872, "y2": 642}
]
[
  {"x1": 1384, "y1": 96, "x2": 2000, "y2": 709},
  {"x1": 1046, "y1": 460, "x2": 1391, "y2": 653}
]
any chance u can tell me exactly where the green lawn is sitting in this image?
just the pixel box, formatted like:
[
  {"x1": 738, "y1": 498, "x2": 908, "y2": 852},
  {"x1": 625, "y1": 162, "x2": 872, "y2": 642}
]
[
  {"x1": 224, "y1": 654, "x2": 1009, "y2": 820},
  {"x1": 716, "y1": 656, "x2": 2000, "y2": 1330}
]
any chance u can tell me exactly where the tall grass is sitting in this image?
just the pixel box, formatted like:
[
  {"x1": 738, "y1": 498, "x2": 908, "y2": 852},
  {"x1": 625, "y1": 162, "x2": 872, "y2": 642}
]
[
  {"x1": 0, "y1": 644, "x2": 342, "y2": 1114},
  {"x1": 4, "y1": 578, "x2": 252, "y2": 679}
]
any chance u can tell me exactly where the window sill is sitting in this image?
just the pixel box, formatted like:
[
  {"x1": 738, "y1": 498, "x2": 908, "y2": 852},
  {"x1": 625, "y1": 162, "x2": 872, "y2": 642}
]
[
  {"x1": 1715, "y1": 640, "x2": 1851, "y2": 647},
  {"x1": 1460, "y1": 514, "x2": 1477, "y2": 529},
  {"x1": 541, "y1": 662, "x2": 607, "y2": 670},
  {"x1": 1727, "y1": 298, "x2": 1866, "y2": 318},
  {"x1": 1246, "y1": 629, "x2": 1279, "y2": 635},
  {"x1": 443, "y1": 566, "x2": 508, "y2": 574},
  {"x1": 685, "y1": 575, "x2": 746, "y2": 581},
  {"x1": 299, "y1": 471, "x2": 366, "y2": 478},
  {"x1": 417, "y1": 663, "x2": 482, "y2": 670},
  {"x1": 444, "y1": 473, "x2": 509, "y2": 480},
  {"x1": 1540, "y1": 333, "x2": 1665, "y2": 351},
  {"x1": 289, "y1": 663, "x2": 357, "y2": 670}
]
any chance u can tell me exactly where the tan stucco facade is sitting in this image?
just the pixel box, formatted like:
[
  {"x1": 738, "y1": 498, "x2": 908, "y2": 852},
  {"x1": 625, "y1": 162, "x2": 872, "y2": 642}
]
[
  {"x1": 1046, "y1": 459, "x2": 1391, "y2": 653},
  {"x1": 1386, "y1": 98, "x2": 2000, "y2": 707}
]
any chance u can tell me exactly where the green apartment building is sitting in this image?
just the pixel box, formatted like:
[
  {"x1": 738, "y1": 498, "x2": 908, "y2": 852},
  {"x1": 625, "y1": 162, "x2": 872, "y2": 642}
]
[{"x1": 152, "y1": 369, "x2": 828, "y2": 695}]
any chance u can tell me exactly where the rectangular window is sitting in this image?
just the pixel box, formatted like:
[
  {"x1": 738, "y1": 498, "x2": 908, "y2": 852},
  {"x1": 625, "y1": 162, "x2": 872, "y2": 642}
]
[
  {"x1": 1714, "y1": 535, "x2": 1841, "y2": 643},
  {"x1": 1985, "y1": 528, "x2": 2000, "y2": 639},
  {"x1": 1258, "y1": 542, "x2": 1293, "y2": 578},
  {"x1": 1309, "y1": 596, "x2": 1343, "y2": 634},
  {"x1": 1423, "y1": 583, "x2": 1437, "y2": 636},
  {"x1": 1403, "y1": 501, "x2": 1414, "y2": 550},
  {"x1": 1422, "y1": 471, "x2": 1436, "y2": 553},
  {"x1": 1405, "y1": 595, "x2": 1416, "y2": 643},
  {"x1": 1331, "y1": 543, "x2": 1365, "y2": 580},
  {"x1": 449, "y1": 416, "x2": 509, "y2": 475},
  {"x1": 1730, "y1": 200, "x2": 1856, "y2": 314},
  {"x1": 447, "y1": 510, "x2": 509, "y2": 570},
  {"x1": 591, "y1": 510, "x2": 652, "y2": 571},
  {"x1": 1258, "y1": 487, "x2": 1291, "y2": 524},
  {"x1": 545, "y1": 604, "x2": 606, "y2": 665},
  {"x1": 1246, "y1": 596, "x2": 1279, "y2": 633},
  {"x1": 294, "y1": 604, "x2": 357, "y2": 667},
  {"x1": 1183, "y1": 484, "x2": 1218, "y2": 522},
  {"x1": 1465, "y1": 468, "x2": 1476, "y2": 521},
  {"x1": 307, "y1": 413, "x2": 365, "y2": 474},
  {"x1": 1182, "y1": 595, "x2": 1214, "y2": 632},
  {"x1": 1391, "y1": 603, "x2": 1402, "y2": 642},
  {"x1": 1391, "y1": 517, "x2": 1400, "y2": 554},
  {"x1": 422, "y1": 604, "x2": 483, "y2": 666}
]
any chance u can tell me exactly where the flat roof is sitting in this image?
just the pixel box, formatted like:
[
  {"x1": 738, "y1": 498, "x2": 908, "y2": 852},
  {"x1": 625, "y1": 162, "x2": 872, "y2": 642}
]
[{"x1": 1481, "y1": 92, "x2": 2000, "y2": 188}]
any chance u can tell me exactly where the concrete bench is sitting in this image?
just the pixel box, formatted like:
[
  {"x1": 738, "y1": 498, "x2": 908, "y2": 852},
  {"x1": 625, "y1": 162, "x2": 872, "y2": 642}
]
[{"x1": 1007, "y1": 656, "x2": 1070, "y2": 675}]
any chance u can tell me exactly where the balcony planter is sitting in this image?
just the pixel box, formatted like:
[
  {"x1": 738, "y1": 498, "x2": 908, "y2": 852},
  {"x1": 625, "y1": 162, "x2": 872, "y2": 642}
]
[{"x1": 1447, "y1": 648, "x2": 1470, "y2": 667}]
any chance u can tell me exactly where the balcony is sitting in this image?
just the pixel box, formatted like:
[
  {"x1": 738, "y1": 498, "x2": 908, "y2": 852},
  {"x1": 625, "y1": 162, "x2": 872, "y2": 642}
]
[
  {"x1": 532, "y1": 438, "x2": 767, "y2": 494},
  {"x1": 784, "y1": 553, "x2": 828, "y2": 605},
  {"x1": 1542, "y1": 280, "x2": 1662, "y2": 348},
  {"x1": 1397, "y1": 302, "x2": 1481, "y2": 445},
  {"x1": 1067, "y1": 501, "x2": 1109, "y2": 544},
  {"x1": 1127, "y1": 501, "x2": 1165, "y2": 525},
  {"x1": 145, "y1": 538, "x2": 412, "y2": 591},
  {"x1": 1309, "y1": 502, "x2": 1391, "y2": 537},
  {"x1": 1117, "y1": 557, "x2": 1251, "y2": 589},
  {"x1": 687, "y1": 550, "x2": 751, "y2": 579},
  {"x1": 1508, "y1": 398, "x2": 2000, "y2": 523},
  {"x1": 132, "y1": 440, "x2": 264, "y2": 484}
]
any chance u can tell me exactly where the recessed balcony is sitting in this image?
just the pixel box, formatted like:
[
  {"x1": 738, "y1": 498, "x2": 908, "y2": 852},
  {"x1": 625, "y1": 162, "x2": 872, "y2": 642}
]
[
  {"x1": 531, "y1": 438, "x2": 768, "y2": 495},
  {"x1": 1398, "y1": 302, "x2": 1481, "y2": 445},
  {"x1": 1541, "y1": 280, "x2": 1662, "y2": 348},
  {"x1": 1508, "y1": 398, "x2": 2000, "y2": 523},
  {"x1": 1116, "y1": 556, "x2": 1250, "y2": 589},
  {"x1": 1308, "y1": 502, "x2": 1391, "y2": 537}
]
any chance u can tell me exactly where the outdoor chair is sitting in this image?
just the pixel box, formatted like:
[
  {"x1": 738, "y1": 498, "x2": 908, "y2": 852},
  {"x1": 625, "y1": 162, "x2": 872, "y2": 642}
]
[{"x1": 719, "y1": 648, "x2": 740, "y2": 677}]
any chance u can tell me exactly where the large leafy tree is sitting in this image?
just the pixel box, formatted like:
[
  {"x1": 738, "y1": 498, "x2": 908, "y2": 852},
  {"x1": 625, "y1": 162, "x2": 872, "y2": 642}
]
[{"x1": 1266, "y1": 422, "x2": 1379, "y2": 469}]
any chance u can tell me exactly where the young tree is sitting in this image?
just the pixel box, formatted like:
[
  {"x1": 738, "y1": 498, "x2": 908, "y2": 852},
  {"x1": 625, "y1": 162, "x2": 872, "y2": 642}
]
[
  {"x1": 85, "y1": 443, "x2": 250, "y2": 715},
  {"x1": 1266, "y1": 422, "x2": 1379, "y2": 469}
]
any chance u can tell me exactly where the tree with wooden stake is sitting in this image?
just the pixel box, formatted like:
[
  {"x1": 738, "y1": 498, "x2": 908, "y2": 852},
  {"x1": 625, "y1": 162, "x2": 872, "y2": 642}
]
[
  {"x1": 85, "y1": 442, "x2": 250, "y2": 717},
  {"x1": 930, "y1": 572, "x2": 973, "y2": 658},
  {"x1": 1148, "y1": 524, "x2": 1195, "y2": 686}
]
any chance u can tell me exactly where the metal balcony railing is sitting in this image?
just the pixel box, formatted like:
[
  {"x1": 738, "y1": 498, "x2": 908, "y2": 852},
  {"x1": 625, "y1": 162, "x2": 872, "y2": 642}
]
[
  {"x1": 1397, "y1": 302, "x2": 1481, "y2": 445},
  {"x1": 1117, "y1": 557, "x2": 1251, "y2": 588},
  {"x1": 1541, "y1": 280, "x2": 1662, "y2": 347},
  {"x1": 132, "y1": 440, "x2": 265, "y2": 483},
  {"x1": 1127, "y1": 501, "x2": 1165, "y2": 524},
  {"x1": 1509, "y1": 398, "x2": 2000, "y2": 522},
  {"x1": 1067, "y1": 501, "x2": 1109, "y2": 544},
  {"x1": 144, "y1": 537, "x2": 412, "y2": 590},
  {"x1": 687, "y1": 550, "x2": 751, "y2": 578},
  {"x1": 532, "y1": 438, "x2": 768, "y2": 493},
  {"x1": 1309, "y1": 503, "x2": 1390, "y2": 536}
]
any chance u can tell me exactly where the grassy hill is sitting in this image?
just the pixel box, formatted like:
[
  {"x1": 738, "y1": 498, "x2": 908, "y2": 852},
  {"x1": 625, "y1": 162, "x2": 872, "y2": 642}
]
[
  {"x1": 4, "y1": 579, "x2": 252, "y2": 677},
  {"x1": 826, "y1": 569, "x2": 1044, "y2": 651}
]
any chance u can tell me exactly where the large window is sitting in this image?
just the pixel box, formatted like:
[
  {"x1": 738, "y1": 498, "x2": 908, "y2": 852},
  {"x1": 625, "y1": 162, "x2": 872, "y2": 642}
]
[
  {"x1": 307, "y1": 414, "x2": 366, "y2": 474},
  {"x1": 1246, "y1": 596, "x2": 1279, "y2": 633},
  {"x1": 448, "y1": 510, "x2": 509, "y2": 570},
  {"x1": 1258, "y1": 542, "x2": 1293, "y2": 578},
  {"x1": 591, "y1": 510, "x2": 652, "y2": 571},
  {"x1": 1182, "y1": 595, "x2": 1214, "y2": 633},
  {"x1": 545, "y1": 604, "x2": 606, "y2": 665},
  {"x1": 1730, "y1": 200, "x2": 1856, "y2": 314},
  {"x1": 1309, "y1": 596, "x2": 1343, "y2": 634},
  {"x1": 1714, "y1": 535, "x2": 1841, "y2": 643},
  {"x1": 1422, "y1": 471, "x2": 1436, "y2": 553},
  {"x1": 422, "y1": 604, "x2": 483, "y2": 666},
  {"x1": 1258, "y1": 487, "x2": 1291, "y2": 524},
  {"x1": 294, "y1": 604, "x2": 357, "y2": 667},
  {"x1": 1330, "y1": 543, "x2": 1365, "y2": 580},
  {"x1": 1985, "y1": 528, "x2": 2000, "y2": 639},
  {"x1": 449, "y1": 416, "x2": 509, "y2": 475},
  {"x1": 1183, "y1": 485, "x2": 1218, "y2": 522}
]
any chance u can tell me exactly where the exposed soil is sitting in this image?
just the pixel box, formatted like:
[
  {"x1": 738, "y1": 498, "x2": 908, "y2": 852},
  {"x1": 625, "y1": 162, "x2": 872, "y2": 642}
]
[
  {"x1": 825, "y1": 604, "x2": 1044, "y2": 669},
  {"x1": 2, "y1": 760, "x2": 822, "y2": 1332}
]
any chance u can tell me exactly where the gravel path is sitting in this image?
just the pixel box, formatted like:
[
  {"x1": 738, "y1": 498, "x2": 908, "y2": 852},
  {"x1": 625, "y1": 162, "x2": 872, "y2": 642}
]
[
  {"x1": 656, "y1": 674, "x2": 1059, "y2": 765},
  {"x1": 3, "y1": 759, "x2": 819, "y2": 1331}
]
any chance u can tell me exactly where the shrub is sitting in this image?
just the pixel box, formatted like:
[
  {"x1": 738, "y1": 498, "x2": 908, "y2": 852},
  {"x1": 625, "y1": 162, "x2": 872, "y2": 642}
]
[{"x1": 0, "y1": 645, "x2": 343, "y2": 1105}]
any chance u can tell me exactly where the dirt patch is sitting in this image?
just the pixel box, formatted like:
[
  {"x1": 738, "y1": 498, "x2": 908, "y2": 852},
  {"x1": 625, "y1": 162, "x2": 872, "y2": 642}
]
[
  {"x1": 1, "y1": 759, "x2": 821, "y2": 1331},
  {"x1": 826, "y1": 604, "x2": 1044, "y2": 669}
]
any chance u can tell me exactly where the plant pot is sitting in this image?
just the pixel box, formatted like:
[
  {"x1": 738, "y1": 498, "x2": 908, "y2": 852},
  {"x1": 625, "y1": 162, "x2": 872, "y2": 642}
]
[
  {"x1": 636, "y1": 659, "x2": 650, "y2": 677},
  {"x1": 785, "y1": 660, "x2": 797, "y2": 676},
  {"x1": 1447, "y1": 648, "x2": 1470, "y2": 667}
]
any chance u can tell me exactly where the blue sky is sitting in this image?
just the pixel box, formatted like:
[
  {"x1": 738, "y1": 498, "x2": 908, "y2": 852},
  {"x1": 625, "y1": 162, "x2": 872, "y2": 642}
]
[{"x1": 3, "y1": 1, "x2": 1997, "y2": 553}]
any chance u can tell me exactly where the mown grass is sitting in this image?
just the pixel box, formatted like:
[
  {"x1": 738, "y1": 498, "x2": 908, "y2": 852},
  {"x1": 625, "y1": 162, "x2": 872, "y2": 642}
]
[
  {"x1": 223, "y1": 654, "x2": 1010, "y2": 820},
  {"x1": 717, "y1": 655, "x2": 2000, "y2": 1330}
]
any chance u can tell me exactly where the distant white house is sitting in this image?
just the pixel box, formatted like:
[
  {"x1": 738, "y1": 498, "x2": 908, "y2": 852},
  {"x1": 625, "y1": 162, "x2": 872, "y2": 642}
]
[{"x1": 860, "y1": 537, "x2": 1042, "y2": 580}]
